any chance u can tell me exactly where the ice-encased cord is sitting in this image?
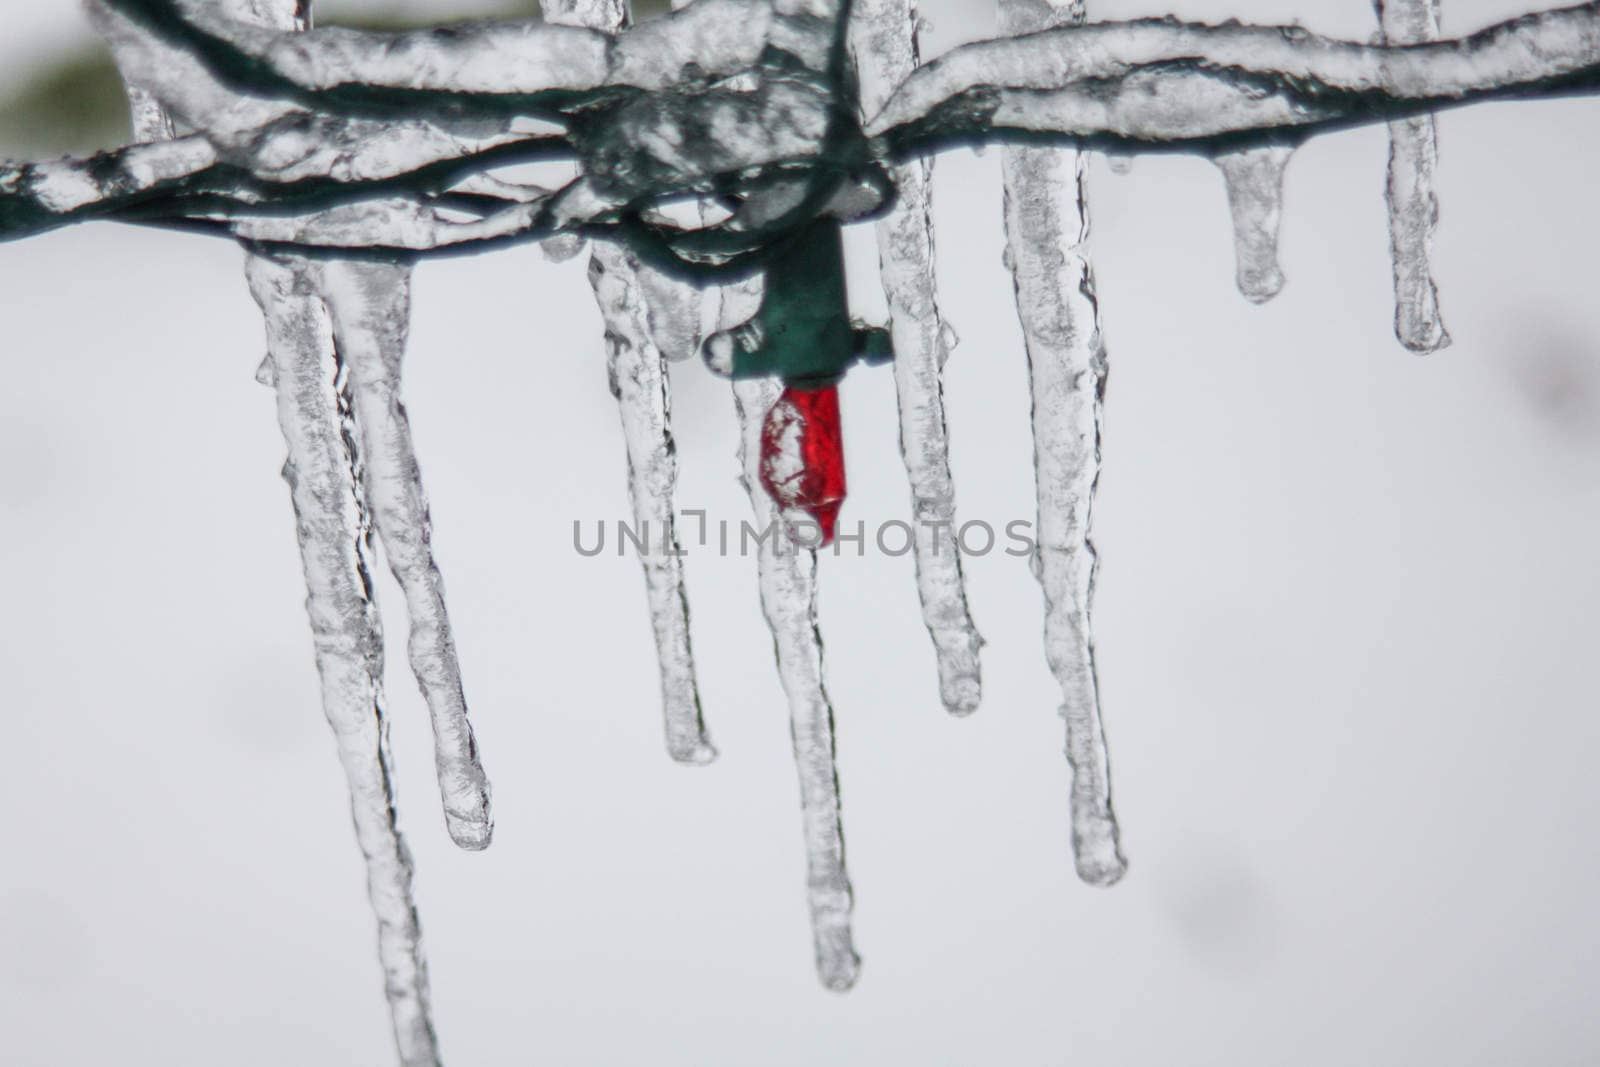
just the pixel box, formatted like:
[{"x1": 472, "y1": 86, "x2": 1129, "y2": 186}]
[
  {"x1": 872, "y1": 4, "x2": 1600, "y2": 151},
  {"x1": 316, "y1": 259, "x2": 495, "y2": 849},
  {"x1": 16, "y1": 3, "x2": 1600, "y2": 260},
  {"x1": 851, "y1": 0, "x2": 984, "y2": 716},
  {"x1": 998, "y1": 0, "x2": 1127, "y2": 889},
  {"x1": 1378, "y1": 0, "x2": 1452, "y2": 353},
  {"x1": 735, "y1": 376, "x2": 861, "y2": 991},
  {"x1": 244, "y1": 251, "x2": 440, "y2": 1066}
]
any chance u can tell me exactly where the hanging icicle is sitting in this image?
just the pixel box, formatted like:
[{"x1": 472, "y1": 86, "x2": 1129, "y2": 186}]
[
  {"x1": 244, "y1": 252, "x2": 440, "y2": 1067},
  {"x1": 734, "y1": 374, "x2": 861, "y2": 991},
  {"x1": 998, "y1": 0, "x2": 1127, "y2": 888},
  {"x1": 850, "y1": 0, "x2": 984, "y2": 716},
  {"x1": 1212, "y1": 143, "x2": 1295, "y2": 304},
  {"x1": 222, "y1": 4, "x2": 453, "y2": 1062},
  {"x1": 544, "y1": 0, "x2": 716, "y2": 764},
  {"x1": 317, "y1": 260, "x2": 495, "y2": 847},
  {"x1": 1378, "y1": 0, "x2": 1452, "y2": 352},
  {"x1": 589, "y1": 244, "x2": 716, "y2": 763}
]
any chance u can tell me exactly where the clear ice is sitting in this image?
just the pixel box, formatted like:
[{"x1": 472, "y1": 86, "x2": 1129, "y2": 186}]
[
  {"x1": 316, "y1": 260, "x2": 494, "y2": 849},
  {"x1": 1213, "y1": 144, "x2": 1294, "y2": 304},
  {"x1": 589, "y1": 241, "x2": 716, "y2": 763},
  {"x1": 998, "y1": 0, "x2": 1127, "y2": 888},
  {"x1": 244, "y1": 251, "x2": 440, "y2": 1067},
  {"x1": 21, "y1": 0, "x2": 1600, "y2": 1058},
  {"x1": 1378, "y1": 0, "x2": 1452, "y2": 352},
  {"x1": 544, "y1": 0, "x2": 716, "y2": 764},
  {"x1": 851, "y1": 0, "x2": 984, "y2": 716}
]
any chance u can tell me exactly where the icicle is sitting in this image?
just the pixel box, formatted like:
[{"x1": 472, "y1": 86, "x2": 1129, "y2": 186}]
[
  {"x1": 734, "y1": 375, "x2": 860, "y2": 991},
  {"x1": 316, "y1": 260, "x2": 495, "y2": 848},
  {"x1": 122, "y1": 84, "x2": 175, "y2": 143},
  {"x1": 850, "y1": 0, "x2": 983, "y2": 716},
  {"x1": 244, "y1": 252, "x2": 439, "y2": 1067},
  {"x1": 543, "y1": 0, "x2": 714, "y2": 764},
  {"x1": 998, "y1": 0, "x2": 1127, "y2": 889},
  {"x1": 1378, "y1": 0, "x2": 1451, "y2": 352},
  {"x1": 588, "y1": 243, "x2": 715, "y2": 763},
  {"x1": 1212, "y1": 144, "x2": 1294, "y2": 304},
  {"x1": 231, "y1": 3, "x2": 441, "y2": 1062}
]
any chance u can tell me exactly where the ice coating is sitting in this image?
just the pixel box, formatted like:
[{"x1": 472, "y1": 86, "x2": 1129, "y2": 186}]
[
  {"x1": 851, "y1": 0, "x2": 983, "y2": 715},
  {"x1": 872, "y1": 5, "x2": 1600, "y2": 149},
  {"x1": 1379, "y1": 0, "x2": 1452, "y2": 352},
  {"x1": 12, "y1": 4, "x2": 1600, "y2": 265},
  {"x1": 123, "y1": 83, "x2": 175, "y2": 142},
  {"x1": 244, "y1": 252, "x2": 439, "y2": 1066},
  {"x1": 999, "y1": 0, "x2": 1127, "y2": 889},
  {"x1": 317, "y1": 260, "x2": 495, "y2": 848},
  {"x1": 1212, "y1": 144, "x2": 1294, "y2": 304},
  {"x1": 734, "y1": 375, "x2": 860, "y2": 991}
]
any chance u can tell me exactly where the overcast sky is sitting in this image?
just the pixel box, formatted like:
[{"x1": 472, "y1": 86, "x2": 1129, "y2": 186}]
[{"x1": 2, "y1": 1, "x2": 1599, "y2": 1064}]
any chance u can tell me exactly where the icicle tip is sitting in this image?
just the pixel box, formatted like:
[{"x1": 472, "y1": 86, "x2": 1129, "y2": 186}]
[
  {"x1": 445, "y1": 808, "x2": 494, "y2": 851},
  {"x1": 668, "y1": 735, "x2": 719, "y2": 765}
]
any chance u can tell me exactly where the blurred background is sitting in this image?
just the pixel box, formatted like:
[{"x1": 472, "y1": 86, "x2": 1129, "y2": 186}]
[{"x1": 2, "y1": 1, "x2": 1598, "y2": 1063}]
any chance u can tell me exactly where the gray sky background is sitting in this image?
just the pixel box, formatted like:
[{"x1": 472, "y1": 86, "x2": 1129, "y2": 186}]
[{"x1": 2, "y1": 1, "x2": 1598, "y2": 1064}]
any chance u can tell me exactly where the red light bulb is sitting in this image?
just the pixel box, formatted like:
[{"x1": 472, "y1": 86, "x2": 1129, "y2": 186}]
[{"x1": 758, "y1": 383, "x2": 847, "y2": 546}]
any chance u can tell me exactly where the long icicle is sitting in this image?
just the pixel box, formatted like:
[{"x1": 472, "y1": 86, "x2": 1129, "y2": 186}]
[
  {"x1": 591, "y1": 244, "x2": 715, "y2": 763},
  {"x1": 245, "y1": 252, "x2": 439, "y2": 1066},
  {"x1": 238, "y1": 1, "x2": 441, "y2": 1060},
  {"x1": 542, "y1": 0, "x2": 715, "y2": 764},
  {"x1": 851, "y1": 0, "x2": 984, "y2": 716},
  {"x1": 317, "y1": 259, "x2": 495, "y2": 848},
  {"x1": 735, "y1": 375, "x2": 861, "y2": 990},
  {"x1": 1378, "y1": 0, "x2": 1452, "y2": 352},
  {"x1": 998, "y1": 0, "x2": 1127, "y2": 888}
]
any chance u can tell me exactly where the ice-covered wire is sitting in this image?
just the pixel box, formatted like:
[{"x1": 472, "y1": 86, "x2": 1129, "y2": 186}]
[{"x1": 8, "y1": 3, "x2": 1600, "y2": 257}]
